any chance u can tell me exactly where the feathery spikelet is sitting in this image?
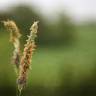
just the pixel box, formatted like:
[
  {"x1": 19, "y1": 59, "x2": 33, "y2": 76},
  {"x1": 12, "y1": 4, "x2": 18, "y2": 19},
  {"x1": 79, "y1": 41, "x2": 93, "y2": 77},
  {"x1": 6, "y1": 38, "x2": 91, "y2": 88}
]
[
  {"x1": 17, "y1": 21, "x2": 39, "y2": 91},
  {"x1": 3, "y1": 20, "x2": 21, "y2": 70}
]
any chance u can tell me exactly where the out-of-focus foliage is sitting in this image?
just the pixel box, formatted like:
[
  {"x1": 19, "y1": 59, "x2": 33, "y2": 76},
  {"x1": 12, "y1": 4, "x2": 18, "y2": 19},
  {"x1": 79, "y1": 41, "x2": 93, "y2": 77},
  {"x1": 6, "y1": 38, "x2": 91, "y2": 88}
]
[
  {"x1": 0, "y1": 5, "x2": 75, "y2": 46},
  {"x1": 0, "y1": 4, "x2": 96, "y2": 96}
]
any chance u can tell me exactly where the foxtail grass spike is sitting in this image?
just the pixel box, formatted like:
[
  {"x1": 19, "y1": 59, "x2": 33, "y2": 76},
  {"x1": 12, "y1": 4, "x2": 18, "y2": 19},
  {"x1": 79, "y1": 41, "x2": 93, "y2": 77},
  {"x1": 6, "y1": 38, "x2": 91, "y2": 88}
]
[
  {"x1": 3, "y1": 20, "x2": 21, "y2": 72},
  {"x1": 17, "y1": 21, "x2": 39, "y2": 92}
]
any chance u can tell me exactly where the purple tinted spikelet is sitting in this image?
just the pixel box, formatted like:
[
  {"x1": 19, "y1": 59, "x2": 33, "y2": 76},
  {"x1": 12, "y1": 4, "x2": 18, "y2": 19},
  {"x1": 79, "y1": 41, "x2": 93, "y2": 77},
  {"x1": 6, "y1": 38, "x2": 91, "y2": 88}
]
[
  {"x1": 17, "y1": 21, "x2": 39, "y2": 91},
  {"x1": 3, "y1": 20, "x2": 21, "y2": 71}
]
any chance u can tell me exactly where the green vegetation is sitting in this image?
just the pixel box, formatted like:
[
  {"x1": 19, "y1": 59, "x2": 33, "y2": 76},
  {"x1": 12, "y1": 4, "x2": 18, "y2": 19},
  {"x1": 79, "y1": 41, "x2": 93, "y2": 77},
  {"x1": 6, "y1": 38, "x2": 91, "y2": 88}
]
[
  {"x1": 0, "y1": 26, "x2": 96, "y2": 96},
  {"x1": 0, "y1": 5, "x2": 96, "y2": 96}
]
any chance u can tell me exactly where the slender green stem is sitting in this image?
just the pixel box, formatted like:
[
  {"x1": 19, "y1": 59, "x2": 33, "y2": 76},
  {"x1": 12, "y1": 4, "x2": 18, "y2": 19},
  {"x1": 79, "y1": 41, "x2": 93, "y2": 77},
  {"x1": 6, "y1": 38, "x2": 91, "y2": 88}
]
[{"x1": 17, "y1": 88, "x2": 22, "y2": 96}]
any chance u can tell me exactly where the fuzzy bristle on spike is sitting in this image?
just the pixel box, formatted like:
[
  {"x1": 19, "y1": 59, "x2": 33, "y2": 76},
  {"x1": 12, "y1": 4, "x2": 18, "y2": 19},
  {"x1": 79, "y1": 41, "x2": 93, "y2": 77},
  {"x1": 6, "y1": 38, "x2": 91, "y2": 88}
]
[
  {"x1": 3, "y1": 20, "x2": 21, "y2": 72},
  {"x1": 3, "y1": 20, "x2": 21, "y2": 42},
  {"x1": 17, "y1": 21, "x2": 39, "y2": 91},
  {"x1": 3, "y1": 20, "x2": 39, "y2": 96}
]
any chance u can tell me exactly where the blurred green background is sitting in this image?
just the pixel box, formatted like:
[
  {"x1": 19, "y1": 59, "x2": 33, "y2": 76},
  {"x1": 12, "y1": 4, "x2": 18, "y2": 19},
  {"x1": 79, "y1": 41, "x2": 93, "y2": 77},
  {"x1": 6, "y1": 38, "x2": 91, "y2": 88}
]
[{"x1": 0, "y1": 3, "x2": 96, "y2": 96}]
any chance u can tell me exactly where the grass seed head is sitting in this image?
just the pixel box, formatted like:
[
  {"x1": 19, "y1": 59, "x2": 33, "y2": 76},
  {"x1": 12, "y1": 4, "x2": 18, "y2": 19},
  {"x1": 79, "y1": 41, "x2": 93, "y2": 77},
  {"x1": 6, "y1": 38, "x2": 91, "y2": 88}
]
[
  {"x1": 3, "y1": 20, "x2": 21, "y2": 71},
  {"x1": 3, "y1": 20, "x2": 21, "y2": 42},
  {"x1": 17, "y1": 21, "x2": 39, "y2": 91}
]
